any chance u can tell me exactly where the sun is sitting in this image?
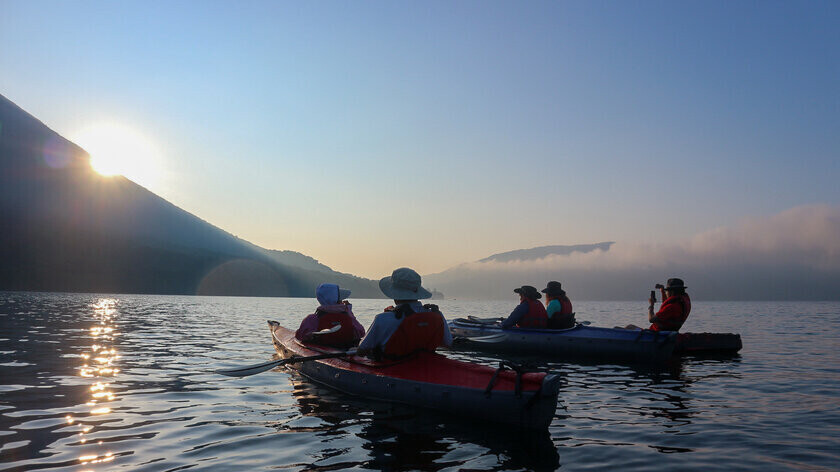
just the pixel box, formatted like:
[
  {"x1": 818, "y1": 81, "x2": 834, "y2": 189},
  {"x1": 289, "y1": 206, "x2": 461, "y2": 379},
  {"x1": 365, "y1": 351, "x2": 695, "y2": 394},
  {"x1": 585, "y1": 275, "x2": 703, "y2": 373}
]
[{"x1": 72, "y1": 122, "x2": 165, "y2": 190}]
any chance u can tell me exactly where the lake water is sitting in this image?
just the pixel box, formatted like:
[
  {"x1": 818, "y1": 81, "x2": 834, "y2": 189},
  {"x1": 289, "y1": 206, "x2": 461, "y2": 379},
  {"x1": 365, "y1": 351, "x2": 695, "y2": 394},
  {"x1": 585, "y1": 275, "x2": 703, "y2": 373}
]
[{"x1": 0, "y1": 292, "x2": 838, "y2": 471}]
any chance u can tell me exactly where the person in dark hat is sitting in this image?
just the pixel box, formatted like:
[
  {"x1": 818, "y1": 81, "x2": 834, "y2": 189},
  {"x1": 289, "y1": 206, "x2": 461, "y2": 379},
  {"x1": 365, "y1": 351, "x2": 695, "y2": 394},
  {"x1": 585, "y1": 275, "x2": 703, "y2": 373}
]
[
  {"x1": 501, "y1": 285, "x2": 548, "y2": 329},
  {"x1": 542, "y1": 281, "x2": 575, "y2": 329},
  {"x1": 626, "y1": 278, "x2": 692, "y2": 331},
  {"x1": 357, "y1": 267, "x2": 452, "y2": 359}
]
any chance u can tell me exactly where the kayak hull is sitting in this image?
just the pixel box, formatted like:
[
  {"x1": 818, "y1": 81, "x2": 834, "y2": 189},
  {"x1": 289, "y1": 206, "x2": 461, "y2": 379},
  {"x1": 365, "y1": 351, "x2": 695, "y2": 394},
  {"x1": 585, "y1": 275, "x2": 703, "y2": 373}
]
[
  {"x1": 449, "y1": 318, "x2": 677, "y2": 363},
  {"x1": 268, "y1": 321, "x2": 561, "y2": 430},
  {"x1": 674, "y1": 332, "x2": 742, "y2": 354}
]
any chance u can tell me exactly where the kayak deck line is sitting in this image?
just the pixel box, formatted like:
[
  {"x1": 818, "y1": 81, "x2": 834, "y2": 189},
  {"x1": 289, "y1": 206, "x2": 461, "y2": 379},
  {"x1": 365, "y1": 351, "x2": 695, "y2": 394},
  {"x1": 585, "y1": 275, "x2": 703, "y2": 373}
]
[
  {"x1": 449, "y1": 318, "x2": 742, "y2": 360},
  {"x1": 449, "y1": 318, "x2": 678, "y2": 363},
  {"x1": 267, "y1": 320, "x2": 562, "y2": 430},
  {"x1": 271, "y1": 321, "x2": 549, "y2": 392}
]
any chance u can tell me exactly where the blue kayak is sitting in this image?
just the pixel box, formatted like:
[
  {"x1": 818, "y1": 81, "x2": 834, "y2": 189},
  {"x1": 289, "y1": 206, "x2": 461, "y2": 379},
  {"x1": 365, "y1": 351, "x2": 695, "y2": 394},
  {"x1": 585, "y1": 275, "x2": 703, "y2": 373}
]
[{"x1": 449, "y1": 317, "x2": 677, "y2": 363}]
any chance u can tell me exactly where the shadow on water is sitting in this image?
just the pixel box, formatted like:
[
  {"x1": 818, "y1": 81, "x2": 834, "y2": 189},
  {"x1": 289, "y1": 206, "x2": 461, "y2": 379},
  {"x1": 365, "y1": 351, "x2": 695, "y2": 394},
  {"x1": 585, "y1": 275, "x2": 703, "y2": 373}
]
[
  {"x1": 454, "y1": 349, "x2": 745, "y2": 432},
  {"x1": 281, "y1": 375, "x2": 561, "y2": 471}
]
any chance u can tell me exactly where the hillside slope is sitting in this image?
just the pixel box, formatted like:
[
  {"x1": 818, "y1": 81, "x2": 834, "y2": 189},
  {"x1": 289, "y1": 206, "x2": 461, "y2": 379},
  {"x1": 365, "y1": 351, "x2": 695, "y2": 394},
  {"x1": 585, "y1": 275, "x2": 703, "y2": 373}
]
[{"x1": 0, "y1": 94, "x2": 381, "y2": 298}]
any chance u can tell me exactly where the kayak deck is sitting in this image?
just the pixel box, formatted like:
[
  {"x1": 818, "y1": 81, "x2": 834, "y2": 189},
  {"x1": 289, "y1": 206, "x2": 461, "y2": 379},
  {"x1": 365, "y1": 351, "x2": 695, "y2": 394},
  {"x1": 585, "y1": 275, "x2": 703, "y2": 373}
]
[
  {"x1": 268, "y1": 320, "x2": 562, "y2": 430},
  {"x1": 449, "y1": 318, "x2": 677, "y2": 363}
]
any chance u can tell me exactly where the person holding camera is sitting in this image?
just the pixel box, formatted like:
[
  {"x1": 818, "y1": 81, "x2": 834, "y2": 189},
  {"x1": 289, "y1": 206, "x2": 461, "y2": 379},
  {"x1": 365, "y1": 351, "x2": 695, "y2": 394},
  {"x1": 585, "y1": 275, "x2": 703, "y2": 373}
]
[
  {"x1": 624, "y1": 278, "x2": 691, "y2": 331},
  {"x1": 295, "y1": 283, "x2": 365, "y2": 348},
  {"x1": 649, "y1": 278, "x2": 691, "y2": 331}
]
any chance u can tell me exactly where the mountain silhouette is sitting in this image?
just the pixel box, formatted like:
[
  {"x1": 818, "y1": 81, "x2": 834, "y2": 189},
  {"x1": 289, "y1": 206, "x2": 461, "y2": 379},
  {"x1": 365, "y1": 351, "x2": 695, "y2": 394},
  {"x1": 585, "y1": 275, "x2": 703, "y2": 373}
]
[
  {"x1": 0, "y1": 93, "x2": 381, "y2": 298},
  {"x1": 479, "y1": 242, "x2": 614, "y2": 263},
  {"x1": 423, "y1": 243, "x2": 615, "y2": 300}
]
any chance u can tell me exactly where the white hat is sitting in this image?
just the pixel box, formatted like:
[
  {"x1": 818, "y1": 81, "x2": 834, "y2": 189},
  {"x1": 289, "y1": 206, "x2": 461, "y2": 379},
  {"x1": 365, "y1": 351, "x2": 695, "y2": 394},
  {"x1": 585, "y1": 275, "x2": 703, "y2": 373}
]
[
  {"x1": 316, "y1": 283, "x2": 351, "y2": 306},
  {"x1": 379, "y1": 267, "x2": 432, "y2": 300}
]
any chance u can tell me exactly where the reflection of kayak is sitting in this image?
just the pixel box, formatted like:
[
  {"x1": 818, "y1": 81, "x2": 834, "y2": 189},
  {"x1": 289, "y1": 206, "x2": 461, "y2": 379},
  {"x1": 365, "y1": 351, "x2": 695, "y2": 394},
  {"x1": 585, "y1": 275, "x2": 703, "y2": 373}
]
[
  {"x1": 448, "y1": 317, "x2": 677, "y2": 363},
  {"x1": 268, "y1": 321, "x2": 562, "y2": 430},
  {"x1": 674, "y1": 332, "x2": 742, "y2": 355}
]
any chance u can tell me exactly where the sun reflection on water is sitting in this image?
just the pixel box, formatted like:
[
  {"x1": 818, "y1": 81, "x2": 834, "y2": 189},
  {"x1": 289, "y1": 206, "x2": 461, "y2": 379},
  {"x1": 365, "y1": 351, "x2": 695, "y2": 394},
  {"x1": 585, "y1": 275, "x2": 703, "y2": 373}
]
[{"x1": 72, "y1": 298, "x2": 120, "y2": 467}]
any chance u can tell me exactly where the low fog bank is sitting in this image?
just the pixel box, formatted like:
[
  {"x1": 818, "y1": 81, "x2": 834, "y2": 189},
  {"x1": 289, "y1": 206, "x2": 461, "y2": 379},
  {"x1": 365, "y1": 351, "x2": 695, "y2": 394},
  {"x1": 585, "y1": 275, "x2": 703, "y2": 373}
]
[{"x1": 424, "y1": 205, "x2": 840, "y2": 301}]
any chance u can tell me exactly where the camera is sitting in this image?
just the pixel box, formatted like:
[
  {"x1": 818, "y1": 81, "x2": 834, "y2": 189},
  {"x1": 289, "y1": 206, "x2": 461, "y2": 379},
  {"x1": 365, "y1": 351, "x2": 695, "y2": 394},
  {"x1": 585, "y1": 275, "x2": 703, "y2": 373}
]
[{"x1": 655, "y1": 283, "x2": 664, "y2": 289}]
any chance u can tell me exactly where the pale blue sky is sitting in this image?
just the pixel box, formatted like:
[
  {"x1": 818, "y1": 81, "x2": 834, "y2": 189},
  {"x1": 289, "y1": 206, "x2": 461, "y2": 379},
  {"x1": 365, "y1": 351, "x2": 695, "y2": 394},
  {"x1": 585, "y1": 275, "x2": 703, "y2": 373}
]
[{"x1": 2, "y1": 1, "x2": 838, "y2": 278}]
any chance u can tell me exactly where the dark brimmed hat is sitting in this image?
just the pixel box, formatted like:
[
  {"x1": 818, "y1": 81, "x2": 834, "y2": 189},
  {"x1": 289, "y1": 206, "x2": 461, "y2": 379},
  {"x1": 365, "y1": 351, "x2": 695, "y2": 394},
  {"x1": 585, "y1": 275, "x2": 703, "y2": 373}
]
[
  {"x1": 541, "y1": 281, "x2": 566, "y2": 297},
  {"x1": 514, "y1": 285, "x2": 541, "y2": 300},
  {"x1": 665, "y1": 278, "x2": 687, "y2": 290}
]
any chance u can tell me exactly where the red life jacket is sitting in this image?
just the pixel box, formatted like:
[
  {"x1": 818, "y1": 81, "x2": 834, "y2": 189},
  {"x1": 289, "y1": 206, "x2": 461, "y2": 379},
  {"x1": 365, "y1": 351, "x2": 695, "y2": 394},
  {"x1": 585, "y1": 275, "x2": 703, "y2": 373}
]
[
  {"x1": 382, "y1": 308, "x2": 445, "y2": 359},
  {"x1": 314, "y1": 308, "x2": 358, "y2": 348},
  {"x1": 548, "y1": 297, "x2": 575, "y2": 329},
  {"x1": 517, "y1": 299, "x2": 548, "y2": 328},
  {"x1": 558, "y1": 297, "x2": 573, "y2": 316},
  {"x1": 651, "y1": 294, "x2": 691, "y2": 331}
]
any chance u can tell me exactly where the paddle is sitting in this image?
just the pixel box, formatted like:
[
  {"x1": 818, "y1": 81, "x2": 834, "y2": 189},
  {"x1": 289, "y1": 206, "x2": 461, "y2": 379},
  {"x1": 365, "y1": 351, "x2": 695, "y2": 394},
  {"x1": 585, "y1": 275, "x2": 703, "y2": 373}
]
[
  {"x1": 453, "y1": 333, "x2": 508, "y2": 343},
  {"x1": 217, "y1": 349, "x2": 357, "y2": 377},
  {"x1": 311, "y1": 325, "x2": 341, "y2": 336},
  {"x1": 467, "y1": 315, "x2": 504, "y2": 325}
]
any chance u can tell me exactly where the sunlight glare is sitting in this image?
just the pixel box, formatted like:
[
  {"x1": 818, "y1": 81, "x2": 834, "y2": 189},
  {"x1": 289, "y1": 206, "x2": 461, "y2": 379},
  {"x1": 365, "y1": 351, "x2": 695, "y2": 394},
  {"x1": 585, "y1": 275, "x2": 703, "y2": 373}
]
[{"x1": 72, "y1": 123, "x2": 165, "y2": 190}]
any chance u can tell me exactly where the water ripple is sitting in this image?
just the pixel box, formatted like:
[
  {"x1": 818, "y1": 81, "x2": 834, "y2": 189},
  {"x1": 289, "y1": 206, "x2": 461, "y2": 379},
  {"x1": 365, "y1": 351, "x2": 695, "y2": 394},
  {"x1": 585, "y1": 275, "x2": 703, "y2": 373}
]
[{"x1": 0, "y1": 293, "x2": 838, "y2": 471}]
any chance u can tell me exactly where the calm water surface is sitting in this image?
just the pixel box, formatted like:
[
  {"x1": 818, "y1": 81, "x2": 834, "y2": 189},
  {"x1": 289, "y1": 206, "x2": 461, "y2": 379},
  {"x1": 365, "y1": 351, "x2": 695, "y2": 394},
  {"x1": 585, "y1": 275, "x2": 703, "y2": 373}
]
[{"x1": 0, "y1": 292, "x2": 838, "y2": 471}]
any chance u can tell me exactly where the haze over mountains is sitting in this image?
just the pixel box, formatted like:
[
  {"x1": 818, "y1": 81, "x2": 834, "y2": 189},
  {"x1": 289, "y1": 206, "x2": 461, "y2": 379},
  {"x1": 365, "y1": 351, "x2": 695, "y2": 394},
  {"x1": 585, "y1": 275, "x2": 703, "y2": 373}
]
[
  {"x1": 425, "y1": 207, "x2": 840, "y2": 301},
  {"x1": 0, "y1": 94, "x2": 381, "y2": 298},
  {"x1": 2, "y1": 94, "x2": 838, "y2": 301}
]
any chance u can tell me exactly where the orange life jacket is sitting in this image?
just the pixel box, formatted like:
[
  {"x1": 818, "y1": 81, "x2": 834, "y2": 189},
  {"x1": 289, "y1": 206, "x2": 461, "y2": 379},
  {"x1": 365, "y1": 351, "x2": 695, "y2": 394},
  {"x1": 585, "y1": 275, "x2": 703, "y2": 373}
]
[{"x1": 382, "y1": 307, "x2": 445, "y2": 359}]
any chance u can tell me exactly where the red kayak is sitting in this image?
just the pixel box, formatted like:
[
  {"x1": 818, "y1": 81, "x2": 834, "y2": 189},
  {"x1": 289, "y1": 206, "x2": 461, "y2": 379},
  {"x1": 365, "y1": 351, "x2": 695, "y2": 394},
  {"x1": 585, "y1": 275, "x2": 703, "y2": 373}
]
[{"x1": 268, "y1": 321, "x2": 562, "y2": 430}]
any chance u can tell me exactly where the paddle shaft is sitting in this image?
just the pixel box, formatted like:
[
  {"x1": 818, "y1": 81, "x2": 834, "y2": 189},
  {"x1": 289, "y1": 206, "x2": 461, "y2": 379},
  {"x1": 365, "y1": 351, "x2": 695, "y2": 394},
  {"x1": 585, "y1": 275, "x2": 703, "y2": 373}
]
[{"x1": 217, "y1": 349, "x2": 356, "y2": 377}]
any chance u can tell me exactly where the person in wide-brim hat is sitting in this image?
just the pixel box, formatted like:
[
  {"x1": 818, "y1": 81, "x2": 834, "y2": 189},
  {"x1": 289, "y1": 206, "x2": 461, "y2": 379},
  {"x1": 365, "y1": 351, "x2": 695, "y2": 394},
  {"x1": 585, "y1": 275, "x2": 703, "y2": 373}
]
[
  {"x1": 541, "y1": 281, "x2": 575, "y2": 329},
  {"x1": 378, "y1": 267, "x2": 433, "y2": 300},
  {"x1": 646, "y1": 278, "x2": 691, "y2": 331},
  {"x1": 625, "y1": 277, "x2": 692, "y2": 332},
  {"x1": 501, "y1": 285, "x2": 549, "y2": 329},
  {"x1": 357, "y1": 268, "x2": 451, "y2": 359}
]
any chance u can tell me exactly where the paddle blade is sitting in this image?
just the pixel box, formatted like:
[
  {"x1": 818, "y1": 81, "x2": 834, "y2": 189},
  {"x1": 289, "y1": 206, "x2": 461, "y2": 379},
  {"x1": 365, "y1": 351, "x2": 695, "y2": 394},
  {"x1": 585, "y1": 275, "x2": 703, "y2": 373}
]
[
  {"x1": 216, "y1": 358, "x2": 286, "y2": 377},
  {"x1": 463, "y1": 333, "x2": 508, "y2": 343},
  {"x1": 311, "y1": 325, "x2": 341, "y2": 335}
]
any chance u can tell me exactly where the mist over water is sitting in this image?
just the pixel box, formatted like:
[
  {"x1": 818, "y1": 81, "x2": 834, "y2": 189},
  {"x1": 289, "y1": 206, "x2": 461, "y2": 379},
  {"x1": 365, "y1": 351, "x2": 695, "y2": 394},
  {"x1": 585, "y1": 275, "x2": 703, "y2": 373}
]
[
  {"x1": 1, "y1": 292, "x2": 838, "y2": 471},
  {"x1": 426, "y1": 205, "x2": 840, "y2": 301}
]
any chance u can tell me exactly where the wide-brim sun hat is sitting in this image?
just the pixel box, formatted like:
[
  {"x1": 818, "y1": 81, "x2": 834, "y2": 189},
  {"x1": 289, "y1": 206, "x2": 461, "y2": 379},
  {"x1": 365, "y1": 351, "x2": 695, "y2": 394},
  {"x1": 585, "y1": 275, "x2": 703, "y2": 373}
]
[
  {"x1": 541, "y1": 281, "x2": 566, "y2": 297},
  {"x1": 665, "y1": 278, "x2": 687, "y2": 290},
  {"x1": 514, "y1": 285, "x2": 541, "y2": 299},
  {"x1": 379, "y1": 267, "x2": 432, "y2": 300}
]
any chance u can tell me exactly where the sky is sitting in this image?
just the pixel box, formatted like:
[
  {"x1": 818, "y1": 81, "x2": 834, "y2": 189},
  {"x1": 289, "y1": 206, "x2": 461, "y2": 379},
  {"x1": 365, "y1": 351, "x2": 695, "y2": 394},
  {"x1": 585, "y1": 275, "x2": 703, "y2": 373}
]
[{"x1": 1, "y1": 1, "x2": 838, "y2": 279}]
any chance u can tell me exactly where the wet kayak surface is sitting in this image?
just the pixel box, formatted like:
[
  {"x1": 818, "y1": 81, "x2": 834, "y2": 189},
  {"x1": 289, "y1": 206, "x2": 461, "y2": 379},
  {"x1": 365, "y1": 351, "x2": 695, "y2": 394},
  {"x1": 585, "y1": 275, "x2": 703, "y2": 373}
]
[{"x1": 1, "y1": 293, "x2": 838, "y2": 471}]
